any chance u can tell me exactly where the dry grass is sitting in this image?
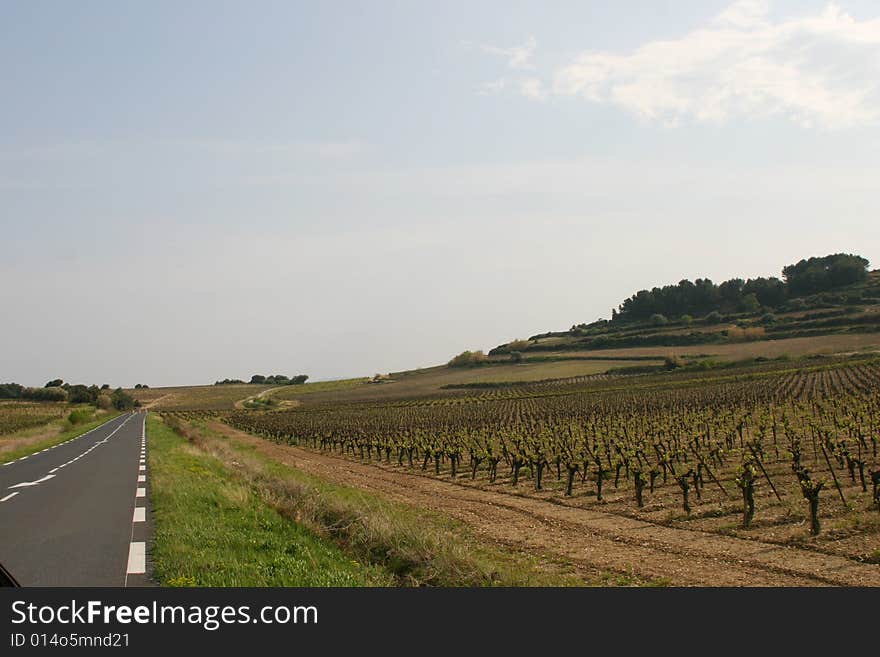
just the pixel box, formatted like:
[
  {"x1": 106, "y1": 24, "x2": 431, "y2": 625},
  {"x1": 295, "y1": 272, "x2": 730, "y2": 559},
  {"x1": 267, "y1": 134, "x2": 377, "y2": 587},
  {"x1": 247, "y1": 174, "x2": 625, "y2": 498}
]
[
  {"x1": 130, "y1": 384, "x2": 275, "y2": 410},
  {"x1": 541, "y1": 332, "x2": 880, "y2": 362}
]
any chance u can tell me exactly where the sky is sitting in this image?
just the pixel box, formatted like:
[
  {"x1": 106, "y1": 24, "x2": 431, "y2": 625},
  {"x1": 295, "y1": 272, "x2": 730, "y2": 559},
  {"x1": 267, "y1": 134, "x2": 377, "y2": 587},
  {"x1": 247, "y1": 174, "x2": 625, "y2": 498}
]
[{"x1": 2, "y1": 0, "x2": 880, "y2": 387}]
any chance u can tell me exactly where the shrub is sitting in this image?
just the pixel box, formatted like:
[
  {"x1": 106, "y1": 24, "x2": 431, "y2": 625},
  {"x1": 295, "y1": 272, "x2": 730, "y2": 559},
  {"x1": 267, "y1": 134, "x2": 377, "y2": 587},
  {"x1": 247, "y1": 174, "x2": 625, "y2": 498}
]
[
  {"x1": 650, "y1": 313, "x2": 668, "y2": 326},
  {"x1": 22, "y1": 386, "x2": 68, "y2": 402},
  {"x1": 447, "y1": 350, "x2": 488, "y2": 368},
  {"x1": 110, "y1": 388, "x2": 136, "y2": 410},
  {"x1": 760, "y1": 312, "x2": 777, "y2": 325},
  {"x1": 95, "y1": 394, "x2": 113, "y2": 410},
  {"x1": 680, "y1": 314, "x2": 693, "y2": 326},
  {"x1": 664, "y1": 355, "x2": 684, "y2": 370},
  {"x1": 704, "y1": 311, "x2": 723, "y2": 324},
  {"x1": 68, "y1": 409, "x2": 93, "y2": 425},
  {"x1": 727, "y1": 326, "x2": 766, "y2": 342},
  {"x1": 510, "y1": 351, "x2": 523, "y2": 363}
]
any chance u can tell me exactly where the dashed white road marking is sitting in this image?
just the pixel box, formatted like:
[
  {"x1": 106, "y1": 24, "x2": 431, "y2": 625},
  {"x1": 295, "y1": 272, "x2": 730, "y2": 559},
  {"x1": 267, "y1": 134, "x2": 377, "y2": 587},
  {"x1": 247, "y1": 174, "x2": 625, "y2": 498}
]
[
  {"x1": 136, "y1": 487, "x2": 146, "y2": 497},
  {"x1": 133, "y1": 507, "x2": 145, "y2": 522},
  {"x1": 139, "y1": 464, "x2": 146, "y2": 471},
  {"x1": 137, "y1": 474, "x2": 146, "y2": 482},
  {"x1": 0, "y1": 492, "x2": 19, "y2": 502},
  {"x1": 126, "y1": 542, "x2": 146, "y2": 574},
  {"x1": 8, "y1": 474, "x2": 56, "y2": 489}
]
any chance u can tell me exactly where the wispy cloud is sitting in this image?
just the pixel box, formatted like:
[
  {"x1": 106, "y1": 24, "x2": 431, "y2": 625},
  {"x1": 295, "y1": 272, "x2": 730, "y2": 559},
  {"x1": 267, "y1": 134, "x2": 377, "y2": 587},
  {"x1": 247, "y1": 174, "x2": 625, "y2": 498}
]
[
  {"x1": 488, "y1": 2, "x2": 880, "y2": 129},
  {"x1": 519, "y1": 78, "x2": 547, "y2": 101},
  {"x1": 480, "y1": 35, "x2": 537, "y2": 70}
]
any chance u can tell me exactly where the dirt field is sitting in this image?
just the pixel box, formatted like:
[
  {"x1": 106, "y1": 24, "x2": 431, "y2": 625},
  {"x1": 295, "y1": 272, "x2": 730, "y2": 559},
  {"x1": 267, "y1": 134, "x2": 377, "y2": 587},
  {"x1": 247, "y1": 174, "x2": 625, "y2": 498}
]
[{"x1": 209, "y1": 421, "x2": 880, "y2": 586}]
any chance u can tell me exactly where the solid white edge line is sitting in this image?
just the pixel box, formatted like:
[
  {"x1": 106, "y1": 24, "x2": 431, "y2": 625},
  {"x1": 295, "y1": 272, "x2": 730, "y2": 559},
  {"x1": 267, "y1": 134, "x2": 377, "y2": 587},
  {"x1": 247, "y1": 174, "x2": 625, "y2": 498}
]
[{"x1": 0, "y1": 492, "x2": 19, "y2": 502}]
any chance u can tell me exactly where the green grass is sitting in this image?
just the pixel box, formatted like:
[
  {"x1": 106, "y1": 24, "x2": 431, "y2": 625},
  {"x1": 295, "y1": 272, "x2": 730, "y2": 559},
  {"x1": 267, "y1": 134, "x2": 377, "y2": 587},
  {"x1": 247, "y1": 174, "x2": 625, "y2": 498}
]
[
  {"x1": 268, "y1": 377, "x2": 370, "y2": 401},
  {"x1": 0, "y1": 410, "x2": 122, "y2": 464},
  {"x1": 146, "y1": 415, "x2": 391, "y2": 586}
]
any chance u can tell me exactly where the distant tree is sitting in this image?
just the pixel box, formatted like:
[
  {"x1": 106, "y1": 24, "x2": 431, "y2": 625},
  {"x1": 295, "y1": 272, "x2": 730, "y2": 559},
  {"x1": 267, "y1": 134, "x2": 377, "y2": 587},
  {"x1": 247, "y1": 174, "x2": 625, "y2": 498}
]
[
  {"x1": 250, "y1": 375, "x2": 266, "y2": 384},
  {"x1": 718, "y1": 278, "x2": 744, "y2": 308},
  {"x1": 290, "y1": 375, "x2": 309, "y2": 385},
  {"x1": 100, "y1": 384, "x2": 110, "y2": 390},
  {"x1": 739, "y1": 293, "x2": 761, "y2": 313},
  {"x1": 22, "y1": 386, "x2": 68, "y2": 402},
  {"x1": 0, "y1": 383, "x2": 23, "y2": 399},
  {"x1": 45, "y1": 379, "x2": 63, "y2": 388},
  {"x1": 67, "y1": 384, "x2": 98, "y2": 404},
  {"x1": 110, "y1": 388, "x2": 136, "y2": 411},
  {"x1": 783, "y1": 253, "x2": 869, "y2": 296},
  {"x1": 680, "y1": 314, "x2": 693, "y2": 327},
  {"x1": 215, "y1": 378, "x2": 245, "y2": 385},
  {"x1": 704, "y1": 311, "x2": 723, "y2": 324},
  {"x1": 743, "y1": 277, "x2": 787, "y2": 307},
  {"x1": 510, "y1": 351, "x2": 523, "y2": 363},
  {"x1": 650, "y1": 313, "x2": 668, "y2": 326}
]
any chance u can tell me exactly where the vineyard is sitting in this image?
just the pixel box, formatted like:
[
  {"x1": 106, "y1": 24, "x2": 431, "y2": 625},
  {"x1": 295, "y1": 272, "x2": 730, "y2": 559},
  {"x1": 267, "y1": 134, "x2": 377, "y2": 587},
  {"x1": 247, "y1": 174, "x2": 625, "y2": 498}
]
[
  {"x1": 172, "y1": 357, "x2": 880, "y2": 569},
  {"x1": 0, "y1": 402, "x2": 70, "y2": 436}
]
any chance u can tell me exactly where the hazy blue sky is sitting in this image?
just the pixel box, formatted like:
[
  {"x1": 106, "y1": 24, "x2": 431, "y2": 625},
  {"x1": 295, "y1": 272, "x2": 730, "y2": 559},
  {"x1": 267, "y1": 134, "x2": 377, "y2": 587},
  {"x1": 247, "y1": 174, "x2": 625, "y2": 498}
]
[{"x1": 2, "y1": 0, "x2": 879, "y2": 386}]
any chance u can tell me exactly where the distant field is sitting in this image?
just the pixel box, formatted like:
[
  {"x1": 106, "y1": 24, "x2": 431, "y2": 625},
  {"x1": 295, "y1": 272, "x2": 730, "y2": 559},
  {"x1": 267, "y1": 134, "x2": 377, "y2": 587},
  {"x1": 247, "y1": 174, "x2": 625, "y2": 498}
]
[
  {"x1": 129, "y1": 384, "x2": 274, "y2": 410},
  {"x1": 261, "y1": 360, "x2": 655, "y2": 406},
  {"x1": 269, "y1": 378, "x2": 370, "y2": 401},
  {"x1": 535, "y1": 332, "x2": 880, "y2": 362},
  {"x1": 132, "y1": 333, "x2": 880, "y2": 411},
  {"x1": 0, "y1": 405, "x2": 119, "y2": 463},
  {"x1": 0, "y1": 401, "x2": 70, "y2": 435}
]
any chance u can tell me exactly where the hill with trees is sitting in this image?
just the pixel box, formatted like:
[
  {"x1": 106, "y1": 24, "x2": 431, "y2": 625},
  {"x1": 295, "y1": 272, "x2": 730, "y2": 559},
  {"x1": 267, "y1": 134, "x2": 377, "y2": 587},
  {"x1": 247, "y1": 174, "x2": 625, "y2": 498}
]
[{"x1": 488, "y1": 253, "x2": 879, "y2": 356}]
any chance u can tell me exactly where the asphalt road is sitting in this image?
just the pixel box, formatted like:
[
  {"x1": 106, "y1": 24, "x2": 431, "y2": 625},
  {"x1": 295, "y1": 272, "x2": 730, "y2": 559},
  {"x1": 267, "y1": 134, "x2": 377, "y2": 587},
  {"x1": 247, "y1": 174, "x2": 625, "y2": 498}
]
[{"x1": 0, "y1": 412, "x2": 151, "y2": 586}]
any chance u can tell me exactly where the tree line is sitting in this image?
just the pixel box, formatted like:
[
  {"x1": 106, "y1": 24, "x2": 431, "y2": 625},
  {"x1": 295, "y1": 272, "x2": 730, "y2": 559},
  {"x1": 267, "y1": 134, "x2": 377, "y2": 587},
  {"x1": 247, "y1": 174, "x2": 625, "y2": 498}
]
[
  {"x1": 0, "y1": 379, "x2": 137, "y2": 410},
  {"x1": 215, "y1": 374, "x2": 309, "y2": 386},
  {"x1": 611, "y1": 253, "x2": 869, "y2": 323}
]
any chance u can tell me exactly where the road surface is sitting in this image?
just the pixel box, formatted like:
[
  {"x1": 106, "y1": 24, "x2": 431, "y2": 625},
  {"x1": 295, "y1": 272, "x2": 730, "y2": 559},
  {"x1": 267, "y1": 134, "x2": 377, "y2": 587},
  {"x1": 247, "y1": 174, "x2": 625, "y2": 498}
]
[{"x1": 0, "y1": 412, "x2": 151, "y2": 586}]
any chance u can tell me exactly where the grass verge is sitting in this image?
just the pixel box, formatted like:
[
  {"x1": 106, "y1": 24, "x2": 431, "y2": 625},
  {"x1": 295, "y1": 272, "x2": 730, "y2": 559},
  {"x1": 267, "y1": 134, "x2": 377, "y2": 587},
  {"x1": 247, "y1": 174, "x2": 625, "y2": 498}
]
[
  {"x1": 160, "y1": 415, "x2": 616, "y2": 587},
  {"x1": 146, "y1": 415, "x2": 391, "y2": 586},
  {"x1": 0, "y1": 410, "x2": 122, "y2": 464}
]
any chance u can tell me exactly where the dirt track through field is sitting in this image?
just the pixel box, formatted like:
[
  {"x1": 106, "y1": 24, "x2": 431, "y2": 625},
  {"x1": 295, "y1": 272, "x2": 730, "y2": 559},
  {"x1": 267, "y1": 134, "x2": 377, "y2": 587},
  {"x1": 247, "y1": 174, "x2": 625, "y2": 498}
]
[{"x1": 213, "y1": 423, "x2": 880, "y2": 586}]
